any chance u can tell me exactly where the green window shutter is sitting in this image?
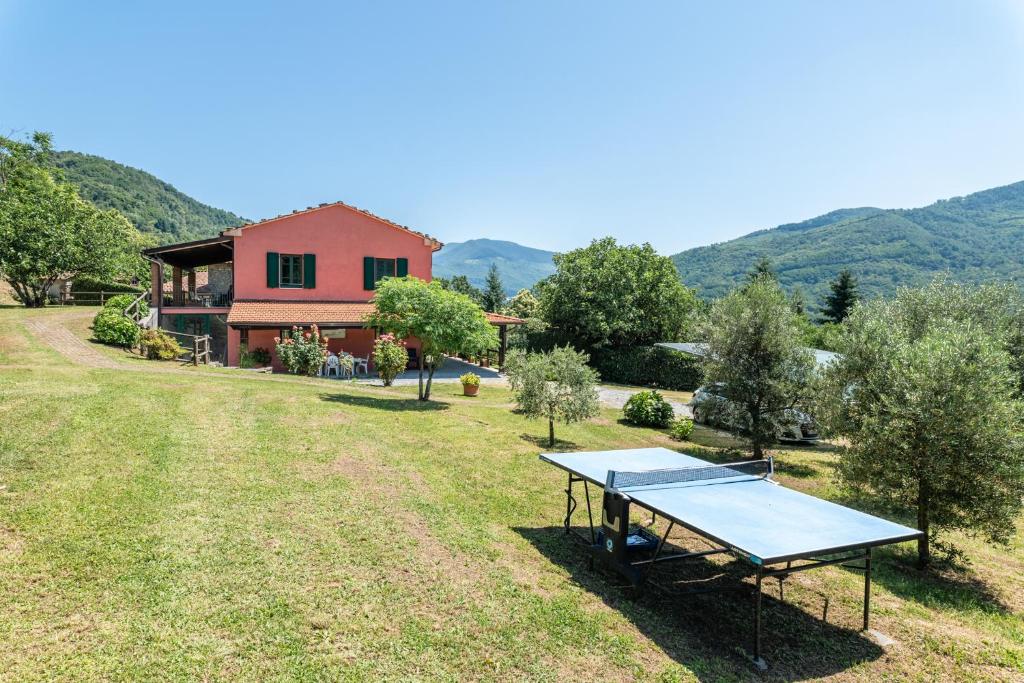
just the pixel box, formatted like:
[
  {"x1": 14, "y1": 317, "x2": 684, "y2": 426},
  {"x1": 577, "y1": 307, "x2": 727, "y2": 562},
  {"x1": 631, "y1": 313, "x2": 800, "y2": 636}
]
[
  {"x1": 303, "y1": 254, "x2": 316, "y2": 289},
  {"x1": 266, "y1": 252, "x2": 279, "y2": 288},
  {"x1": 363, "y1": 256, "x2": 376, "y2": 290},
  {"x1": 396, "y1": 258, "x2": 408, "y2": 278}
]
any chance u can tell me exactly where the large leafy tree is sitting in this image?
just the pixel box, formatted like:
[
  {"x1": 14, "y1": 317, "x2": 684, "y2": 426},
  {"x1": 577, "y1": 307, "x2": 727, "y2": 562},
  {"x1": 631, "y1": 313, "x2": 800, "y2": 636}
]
[
  {"x1": 368, "y1": 277, "x2": 497, "y2": 400},
  {"x1": 539, "y1": 237, "x2": 698, "y2": 352},
  {"x1": 0, "y1": 132, "x2": 139, "y2": 307},
  {"x1": 814, "y1": 280, "x2": 1024, "y2": 568},
  {"x1": 480, "y1": 263, "x2": 506, "y2": 313},
  {"x1": 505, "y1": 346, "x2": 600, "y2": 447},
  {"x1": 819, "y1": 269, "x2": 860, "y2": 323},
  {"x1": 701, "y1": 278, "x2": 815, "y2": 459}
]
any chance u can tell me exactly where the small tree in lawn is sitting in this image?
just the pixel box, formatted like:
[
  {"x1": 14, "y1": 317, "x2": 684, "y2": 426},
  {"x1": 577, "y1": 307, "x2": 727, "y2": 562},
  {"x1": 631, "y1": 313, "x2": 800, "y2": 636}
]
[
  {"x1": 506, "y1": 346, "x2": 600, "y2": 447},
  {"x1": 814, "y1": 281, "x2": 1024, "y2": 568},
  {"x1": 701, "y1": 278, "x2": 815, "y2": 459},
  {"x1": 373, "y1": 333, "x2": 408, "y2": 387},
  {"x1": 368, "y1": 277, "x2": 497, "y2": 401}
]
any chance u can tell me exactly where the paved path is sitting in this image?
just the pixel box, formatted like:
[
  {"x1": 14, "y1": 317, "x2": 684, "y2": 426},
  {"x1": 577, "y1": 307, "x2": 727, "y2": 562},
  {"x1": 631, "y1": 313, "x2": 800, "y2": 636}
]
[
  {"x1": 597, "y1": 386, "x2": 693, "y2": 418},
  {"x1": 23, "y1": 315, "x2": 121, "y2": 369}
]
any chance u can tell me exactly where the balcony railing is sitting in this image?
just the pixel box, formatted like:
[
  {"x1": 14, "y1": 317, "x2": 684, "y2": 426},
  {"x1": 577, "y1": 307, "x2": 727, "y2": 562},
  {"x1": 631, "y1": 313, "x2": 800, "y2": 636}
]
[{"x1": 161, "y1": 292, "x2": 232, "y2": 308}]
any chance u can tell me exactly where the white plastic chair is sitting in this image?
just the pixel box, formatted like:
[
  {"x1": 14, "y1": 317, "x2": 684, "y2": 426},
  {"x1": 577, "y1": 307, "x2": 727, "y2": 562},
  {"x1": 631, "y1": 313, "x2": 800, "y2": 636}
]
[
  {"x1": 325, "y1": 354, "x2": 341, "y2": 378},
  {"x1": 352, "y1": 355, "x2": 369, "y2": 376}
]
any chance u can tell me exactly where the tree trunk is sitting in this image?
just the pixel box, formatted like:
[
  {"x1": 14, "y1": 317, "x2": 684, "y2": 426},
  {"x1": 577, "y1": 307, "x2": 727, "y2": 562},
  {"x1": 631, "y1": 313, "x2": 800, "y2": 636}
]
[
  {"x1": 917, "y1": 479, "x2": 930, "y2": 569},
  {"x1": 424, "y1": 364, "x2": 435, "y2": 401},
  {"x1": 417, "y1": 352, "x2": 425, "y2": 400},
  {"x1": 549, "y1": 418, "x2": 555, "y2": 448},
  {"x1": 751, "y1": 410, "x2": 764, "y2": 460}
]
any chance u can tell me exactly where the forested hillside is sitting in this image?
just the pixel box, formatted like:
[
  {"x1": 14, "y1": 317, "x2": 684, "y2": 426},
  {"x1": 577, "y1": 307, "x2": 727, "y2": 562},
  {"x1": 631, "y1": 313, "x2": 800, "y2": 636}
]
[
  {"x1": 672, "y1": 181, "x2": 1024, "y2": 300},
  {"x1": 52, "y1": 151, "x2": 245, "y2": 244},
  {"x1": 433, "y1": 238, "x2": 556, "y2": 294}
]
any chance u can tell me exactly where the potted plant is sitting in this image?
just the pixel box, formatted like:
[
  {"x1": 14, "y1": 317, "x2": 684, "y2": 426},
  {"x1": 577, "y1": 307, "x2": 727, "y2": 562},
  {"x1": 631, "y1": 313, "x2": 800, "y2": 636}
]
[{"x1": 460, "y1": 372, "x2": 480, "y2": 396}]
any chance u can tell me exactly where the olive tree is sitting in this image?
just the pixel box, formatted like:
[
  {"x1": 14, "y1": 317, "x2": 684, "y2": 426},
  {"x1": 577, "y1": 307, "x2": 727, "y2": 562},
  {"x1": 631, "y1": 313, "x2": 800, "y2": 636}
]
[
  {"x1": 0, "y1": 133, "x2": 140, "y2": 307},
  {"x1": 506, "y1": 346, "x2": 599, "y2": 447},
  {"x1": 701, "y1": 277, "x2": 815, "y2": 459},
  {"x1": 815, "y1": 281, "x2": 1024, "y2": 568},
  {"x1": 368, "y1": 276, "x2": 498, "y2": 400}
]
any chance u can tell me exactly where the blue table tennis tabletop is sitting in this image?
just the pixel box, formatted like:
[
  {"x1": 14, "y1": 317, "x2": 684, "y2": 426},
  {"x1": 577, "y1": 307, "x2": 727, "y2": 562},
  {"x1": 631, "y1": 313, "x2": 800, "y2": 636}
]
[{"x1": 541, "y1": 447, "x2": 922, "y2": 565}]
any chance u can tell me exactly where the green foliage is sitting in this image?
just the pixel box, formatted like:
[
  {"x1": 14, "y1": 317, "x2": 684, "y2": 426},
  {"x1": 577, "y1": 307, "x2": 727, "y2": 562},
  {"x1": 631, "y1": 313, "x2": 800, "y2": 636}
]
[
  {"x1": 372, "y1": 333, "x2": 408, "y2": 387},
  {"x1": 504, "y1": 288, "x2": 547, "y2": 349},
  {"x1": 51, "y1": 150, "x2": 245, "y2": 244},
  {"x1": 103, "y1": 293, "x2": 148, "y2": 317},
  {"x1": 589, "y1": 346, "x2": 703, "y2": 391},
  {"x1": 702, "y1": 278, "x2": 815, "y2": 458},
  {"x1": 139, "y1": 329, "x2": 183, "y2": 360},
  {"x1": 92, "y1": 309, "x2": 140, "y2": 348},
  {"x1": 434, "y1": 274, "x2": 482, "y2": 304},
  {"x1": 71, "y1": 277, "x2": 143, "y2": 294},
  {"x1": 459, "y1": 372, "x2": 480, "y2": 386},
  {"x1": 669, "y1": 418, "x2": 695, "y2": 441},
  {"x1": 506, "y1": 346, "x2": 600, "y2": 446},
  {"x1": 368, "y1": 277, "x2": 498, "y2": 400},
  {"x1": 819, "y1": 269, "x2": 860, "y2": 323},
  {"x1": 481, "y1": 264, "x2": 506, "y2": 312},
  {"x1": 746, "y1": 256, "x2": 777, "y2": 284},
  {"x1": 275, "y1": 325, "x2": 328, "y2": 376},
  {"x1": 540, "y1": 237, "x2": 699, "y2": 353},
  {"x1": 794, "y1": 317, "x2": 843, "y2": 352},
  {"x1": 673, "y1": 181, "x2": 1024, "y2": 301},
  {"x1": 432, "y1": 238, "x2": 555, "y2": 295},
  {"x1": 239, "y1": 344, "x2": 271, "y2": 368},
  {"x1": 0, "y1": 133, "x2": 142, "y2": 308},
  {"x1": 623, "y1": 390, "x2": 675, "y2": 428},
  {"x1": 814, "y1": 280, "x2": 1024, "y2": 568}
]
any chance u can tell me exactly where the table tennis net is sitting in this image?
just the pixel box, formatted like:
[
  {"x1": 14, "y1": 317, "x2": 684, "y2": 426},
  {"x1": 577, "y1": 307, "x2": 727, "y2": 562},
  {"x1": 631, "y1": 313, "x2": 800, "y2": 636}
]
[{"x1": 607, "y1": 458, "x2": 773, "y2": 490}]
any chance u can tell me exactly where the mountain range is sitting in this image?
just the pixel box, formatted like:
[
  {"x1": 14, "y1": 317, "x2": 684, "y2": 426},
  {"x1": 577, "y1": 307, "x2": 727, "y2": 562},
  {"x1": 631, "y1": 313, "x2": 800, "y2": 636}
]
[
  {"x1": 51, "y1": 150, "x2": 1024, "y2": 301},
  {"x1": 432, "y1": 239, "x2": 555, "y2": 294},
  {"x1": 671, "y1": 180, "x2": 1024, "y2": 301}
]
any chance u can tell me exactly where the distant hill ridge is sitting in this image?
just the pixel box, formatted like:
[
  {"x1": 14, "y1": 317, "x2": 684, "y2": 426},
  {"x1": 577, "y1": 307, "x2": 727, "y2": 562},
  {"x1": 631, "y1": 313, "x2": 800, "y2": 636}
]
[
  {"x1": 433, "y1": 238, "x2": 556, "y2": 295},
  {"x1": 671, "y1": 180, "x2": 1024, "y2": 300},
  {"x1": 53, "y1": 150, "x2": 246, "y2": 244}
]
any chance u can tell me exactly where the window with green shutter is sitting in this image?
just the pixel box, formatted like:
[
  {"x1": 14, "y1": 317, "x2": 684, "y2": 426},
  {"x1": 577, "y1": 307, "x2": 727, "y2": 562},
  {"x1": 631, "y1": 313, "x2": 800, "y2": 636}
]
[
  {"x1": 266, "y1": 252, "x2": 279, "y2": 288},
  {"x1": 280, "y1": 254, "x2": 303, "y2": 287},
  {"x1": 396, "y1": 258, "x2": 408, "y2": 278},
  {"x1": 364, "y1": 256, "x2": 376, "y2": 290},
  {"x1": 303, "y1": 253, "x2": 316, "y2": 289}
]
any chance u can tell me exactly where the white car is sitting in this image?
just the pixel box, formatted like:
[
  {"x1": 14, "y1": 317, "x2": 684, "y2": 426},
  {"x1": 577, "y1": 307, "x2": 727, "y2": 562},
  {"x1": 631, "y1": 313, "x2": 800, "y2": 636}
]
[{"x1": 688, "y1": 383, "x2": 820, "y2": 443}]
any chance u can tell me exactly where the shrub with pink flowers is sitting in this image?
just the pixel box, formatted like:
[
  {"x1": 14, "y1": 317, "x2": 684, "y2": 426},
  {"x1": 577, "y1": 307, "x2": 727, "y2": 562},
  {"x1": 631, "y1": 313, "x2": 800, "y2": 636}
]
[
  {"x1": 274, "y1": 325, "x2": 328, "y2": 376},
  {"x1": 373, "y1": 333, "x2": 408, "y2": 386}
]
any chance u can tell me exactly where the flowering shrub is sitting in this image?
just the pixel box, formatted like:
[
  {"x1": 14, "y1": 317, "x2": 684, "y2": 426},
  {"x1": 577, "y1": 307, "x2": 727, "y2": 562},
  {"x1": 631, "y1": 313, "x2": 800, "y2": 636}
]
[
  {"x1": 373, "y1": 333, "x2": 408, "y2": 386},
  {"x1": 140, "y1": 329, "x2": 183, "y2": 360},
  {"x1": 93, "y1": 309, "x2": 140, "y2": 348},
  {"x1": 623, "y1": 390, "x2": 675, "y2": 428},
  {"x1": 459, "y1": 372, "x2": 480, "y2": 386},
  {"x1": 274, "y1": 325, "x2": 328, "y2": 375}
]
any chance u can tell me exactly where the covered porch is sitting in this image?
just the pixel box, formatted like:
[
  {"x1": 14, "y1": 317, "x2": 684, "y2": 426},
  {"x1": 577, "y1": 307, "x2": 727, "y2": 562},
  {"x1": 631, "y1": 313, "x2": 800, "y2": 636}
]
[{"x1": 143, "y1": 236, "x2": 235, "y2": 310}]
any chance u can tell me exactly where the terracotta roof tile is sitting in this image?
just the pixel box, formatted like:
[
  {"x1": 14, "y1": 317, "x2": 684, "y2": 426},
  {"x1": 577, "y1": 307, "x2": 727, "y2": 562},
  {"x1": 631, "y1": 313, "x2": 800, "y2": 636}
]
[
  {"x1": 229, "y1": 202, "x2": 444, "y2": 251},
  {"x1": 226, "y1": 300, "x2": 524, "y2": 326}
]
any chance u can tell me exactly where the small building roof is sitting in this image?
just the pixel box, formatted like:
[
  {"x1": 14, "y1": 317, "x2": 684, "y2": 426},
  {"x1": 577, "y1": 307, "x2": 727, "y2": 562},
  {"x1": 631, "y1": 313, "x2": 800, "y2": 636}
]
[{"x1": 226, "y1": 300, "x2": 523, "y2": 327}]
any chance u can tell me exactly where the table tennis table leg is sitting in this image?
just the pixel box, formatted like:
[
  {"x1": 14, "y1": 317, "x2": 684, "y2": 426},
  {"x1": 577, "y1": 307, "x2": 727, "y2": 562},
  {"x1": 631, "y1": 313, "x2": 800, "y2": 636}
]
[
  {"x1": 863, "y1": 547, "x2": 872, "y2": 631},
  {"x1": 753, "y1": 566, "x2": 766, "y2": 669}
]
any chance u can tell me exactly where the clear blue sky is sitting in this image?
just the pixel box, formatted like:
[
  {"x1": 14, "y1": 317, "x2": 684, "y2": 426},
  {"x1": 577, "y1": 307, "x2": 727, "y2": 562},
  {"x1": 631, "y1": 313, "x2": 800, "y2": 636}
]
[{"x1": 3, "y1": 1, "x2": 1023, "y2": 253}]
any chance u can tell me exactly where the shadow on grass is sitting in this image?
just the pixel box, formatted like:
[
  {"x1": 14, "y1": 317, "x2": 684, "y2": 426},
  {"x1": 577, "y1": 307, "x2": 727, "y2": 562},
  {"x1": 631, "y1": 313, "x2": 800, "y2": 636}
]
[
  {"x1": 515, "y1": 525, "x2": 884, "y2": 681},
  {"x1": 520, "y1": 434, "x2": 580, "y2": 451},
  {"x1": 319, "y1": 392, "x2": 450, "y2": 412}
]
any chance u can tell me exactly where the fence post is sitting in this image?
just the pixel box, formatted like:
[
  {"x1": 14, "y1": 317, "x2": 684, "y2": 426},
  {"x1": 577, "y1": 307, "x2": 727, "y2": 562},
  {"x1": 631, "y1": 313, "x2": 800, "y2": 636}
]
[{"x1": 193, "y1": 337, "x2": 200, "y2": 366}]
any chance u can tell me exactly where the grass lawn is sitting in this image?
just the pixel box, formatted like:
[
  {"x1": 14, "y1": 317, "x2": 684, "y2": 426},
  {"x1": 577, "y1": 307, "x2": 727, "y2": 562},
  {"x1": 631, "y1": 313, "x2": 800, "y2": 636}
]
[{"x1": 1, "y1": 306, "x2": 1022, "y2": 681}]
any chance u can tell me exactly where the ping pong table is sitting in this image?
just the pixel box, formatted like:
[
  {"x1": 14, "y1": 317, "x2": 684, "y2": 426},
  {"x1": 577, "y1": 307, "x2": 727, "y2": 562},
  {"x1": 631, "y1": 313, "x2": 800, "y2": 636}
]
[{"x1": 540, "y1": 447, "x2": 922, "y2": 667}]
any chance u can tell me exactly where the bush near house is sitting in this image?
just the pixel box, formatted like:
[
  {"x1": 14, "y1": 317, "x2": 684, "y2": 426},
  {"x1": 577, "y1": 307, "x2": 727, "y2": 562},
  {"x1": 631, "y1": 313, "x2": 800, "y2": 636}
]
[
  {"x1": 590, "y1": 345, "x2": 702, "y2": 391},
  {"x1": 373, "y1": 334, "x2": 408, "y2": 386},
  {"x1": 623, "y1": 390, "x2": 675, "y2": 427},
  {"x1": 669, "y1": 418, "x2": 695, "y2": 441},
  {"x1": 92, "y1": 308, "x2": 140, "y2": 348},
  {"x1": 103, "y1": 293, "x2": 148, "y2": 317},
  {"x1": 139, "y1": 329, "x2": 183, "y2": 360},
  {"x1": 239, "y1": 345, "x2": 272, "y2": 368},
  {"x1": 275, "y1": 325, "x2": 328, "y2": 376}
]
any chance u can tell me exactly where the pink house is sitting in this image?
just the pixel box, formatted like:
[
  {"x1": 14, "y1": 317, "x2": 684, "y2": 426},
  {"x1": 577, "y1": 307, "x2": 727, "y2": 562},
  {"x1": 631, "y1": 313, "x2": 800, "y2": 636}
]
[{"x1": 142, "y1": 202, "x2": 521, "y2": 371}]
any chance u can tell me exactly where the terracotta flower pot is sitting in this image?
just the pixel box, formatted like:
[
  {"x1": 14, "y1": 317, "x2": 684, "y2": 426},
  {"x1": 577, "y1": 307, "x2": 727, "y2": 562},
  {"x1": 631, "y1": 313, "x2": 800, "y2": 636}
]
[{"x1": 463, "y1": 383, "x2": 479, "y2": 396}]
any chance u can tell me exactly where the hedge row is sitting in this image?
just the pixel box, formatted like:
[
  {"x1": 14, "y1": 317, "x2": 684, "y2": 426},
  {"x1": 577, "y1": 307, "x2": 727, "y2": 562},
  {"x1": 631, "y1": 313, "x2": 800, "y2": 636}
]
[
  {"x1": 590, "y1": 345, "x2": 703, "y2": 391},
  {"x1": 71, "y1": 277, "x2": 143, "y2": 294}
]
